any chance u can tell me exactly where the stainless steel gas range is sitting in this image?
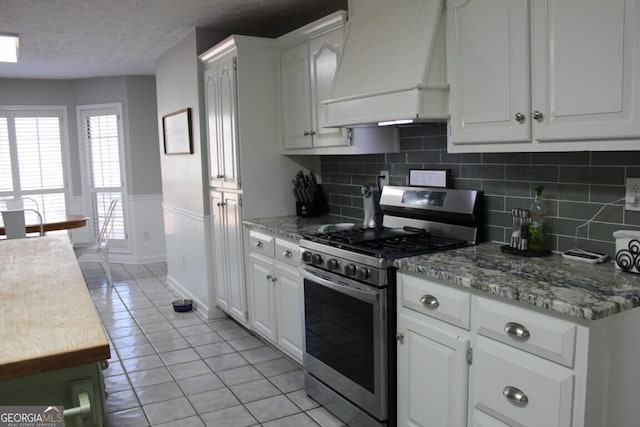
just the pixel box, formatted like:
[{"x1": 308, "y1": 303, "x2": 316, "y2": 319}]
[{"x1": 299, "y1": 185, "x2": 483, "y2": 427}]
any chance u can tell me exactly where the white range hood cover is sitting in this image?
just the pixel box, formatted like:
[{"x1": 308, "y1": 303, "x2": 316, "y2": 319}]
[{"x1": 323, "y1": 0, "x2": 449, "y2": 127}]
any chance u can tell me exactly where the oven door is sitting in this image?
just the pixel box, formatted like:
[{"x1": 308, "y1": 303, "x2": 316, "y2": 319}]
[{"x1": 300, "y1": 265, "x2": 388, "y2": 420}]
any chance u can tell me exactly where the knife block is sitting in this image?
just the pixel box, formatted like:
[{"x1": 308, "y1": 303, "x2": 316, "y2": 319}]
[{"x1": 296, "y1": 186, "x2": 329, "y2": 218}]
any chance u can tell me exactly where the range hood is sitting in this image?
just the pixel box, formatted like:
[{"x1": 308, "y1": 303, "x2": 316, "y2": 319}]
[{"x1": 323, "y1": 0, "x2": 449, "y2": 127}]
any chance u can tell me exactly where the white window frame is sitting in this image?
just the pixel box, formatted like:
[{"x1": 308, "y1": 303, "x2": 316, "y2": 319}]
[
  {"x1": 77, "y1": 103, "x2": 129, "y2": 250},
  {"x1": 0, "y1": 105, "x2": 72, "y2": 216}
]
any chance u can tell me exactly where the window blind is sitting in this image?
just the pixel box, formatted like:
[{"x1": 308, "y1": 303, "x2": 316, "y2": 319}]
[{"x1": 81, "y1": 110, "x2": 126, "y2": 240}]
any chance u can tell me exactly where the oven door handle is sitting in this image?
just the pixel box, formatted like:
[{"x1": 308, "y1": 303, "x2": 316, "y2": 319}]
[{"x1": 299, "y1": 266, "x2": 380, "y2": 303}]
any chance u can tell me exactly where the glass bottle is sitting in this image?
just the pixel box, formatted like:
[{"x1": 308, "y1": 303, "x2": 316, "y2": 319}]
[{"x1": 528, "y1": 185, "x2": 548, "y2": 251}]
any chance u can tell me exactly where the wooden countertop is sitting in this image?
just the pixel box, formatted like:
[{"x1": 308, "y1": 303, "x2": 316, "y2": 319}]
[{"x1": 0, "y1": 236, "x2": 110, "y2": 381}]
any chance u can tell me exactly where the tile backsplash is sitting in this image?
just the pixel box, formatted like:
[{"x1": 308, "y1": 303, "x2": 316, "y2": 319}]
[{"x1": 319, "y1": 124, "x2": 640, "y2": 258}]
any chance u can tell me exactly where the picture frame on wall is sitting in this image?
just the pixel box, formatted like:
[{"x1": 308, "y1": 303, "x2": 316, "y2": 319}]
[{"x1": 162, "y1": 108, "x2": 193, "y2": 155}]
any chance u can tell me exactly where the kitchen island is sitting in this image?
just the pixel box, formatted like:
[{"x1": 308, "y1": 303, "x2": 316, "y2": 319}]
[{"x1": 0, "y1": 235, "x2": 110, "y2": 426}]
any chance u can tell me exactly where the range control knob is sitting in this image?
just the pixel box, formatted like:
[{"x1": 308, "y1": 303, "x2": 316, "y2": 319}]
[
  {"x1": 302, "y1": 251, "x2": 313, "y2": 263},
  {"x1": 327, "y1": 259, "x2": 340, "y2": 270},
  {"x1": 345, "y1": 264, "x2": 357, "y2": 276},
  {"x1": 356, "y1": 267, "x2": 370, "y2": 280},
  {"x1": 311, "y1": 253, "x2": 323, "y2": 266}
]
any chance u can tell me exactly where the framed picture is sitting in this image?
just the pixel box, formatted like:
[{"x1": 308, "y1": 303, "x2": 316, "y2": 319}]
[{"x1": 162, "y1": 108, "x2": 193, "y2": 155}]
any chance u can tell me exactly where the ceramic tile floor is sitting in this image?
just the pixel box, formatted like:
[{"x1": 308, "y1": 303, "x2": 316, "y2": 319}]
[{"x1": 80, "y1": 262, "x2": 346, "y2": 427}]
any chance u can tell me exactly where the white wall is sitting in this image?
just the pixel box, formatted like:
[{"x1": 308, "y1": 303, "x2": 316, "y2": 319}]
[{"x1": 155, "y1": 28, "x2": 227, "y2": 318}]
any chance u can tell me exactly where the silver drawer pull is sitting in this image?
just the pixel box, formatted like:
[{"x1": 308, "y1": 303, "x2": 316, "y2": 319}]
[
  {"x1": 396, "y1": 332, "x2": 405, "y2": 342},
  {"x1": 282, "y1": 250, "x2": 293, "y2": 258},
  {"x1": 504, "y1": 322, "x2": 530, "y2": 340},
  {"x1": 266, "y1": 274, "x2": 272, "y2": 280},
  {"x1": 420, "y1": 294, "x2": 439, "y2": 309},
  {"x1": 216, "y1": 174, "x2": 225, "y2": 179},
  {"x1": 254, "y1": 241, "x2": 263, "y2": 248},
  {"x1": 503, "y1": 386, "x2": 529, "y2": 406}
]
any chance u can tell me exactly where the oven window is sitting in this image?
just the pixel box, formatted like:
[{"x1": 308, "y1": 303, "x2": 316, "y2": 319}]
[{"x1": 304, "y1": 280, "x2": 374, "y2": 393}]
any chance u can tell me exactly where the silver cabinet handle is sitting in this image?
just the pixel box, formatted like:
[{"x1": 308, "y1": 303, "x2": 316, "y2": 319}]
[
  {"x1": 503, "y1": 386, "x2": 529, "y2": 406},
  {"x1": 266, "y1": 274, "x2": 272, "y2": 280},
  {"x1": 271, "y1": 277, "x2": 278, "y2": 283},
  {"x1": 283, "y1": 250, "x2": 293, "y2": 258},
  {"x1": 309, "y1": 130, "x2": 316, "y2": 136},
  {"x1": 254, "y1": 241, "x2": 263, "y2": 248},
  {"x1": 396, "y1": 332, "x2": 404, "y2": 342},
  {"x1": 216, "y1": 174, "x2": 225, "y2": 179},
  {"x1": 504, "y1": 322, "x2": 530, "y2": 340},
  {"x1": 515, "y1": 112, "x2": 525, "y2": 122},
  {"x1": 216, "y1": 202, "x2": 226, "y2": 207},
  {"x1": 420, "y1": 294, "x2": 439, "y2": 309},
  {"x1": 532, "y1": 110, "x2": 543, "y2": 121},
  {"x1": 303, "y1": 131, "x2": 310, "y2": 136}
]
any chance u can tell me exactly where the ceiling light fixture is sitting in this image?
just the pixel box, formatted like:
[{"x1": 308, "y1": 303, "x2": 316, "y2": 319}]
[{"x1": 0, "y1": 33, "x2": 19, "y2": 63}]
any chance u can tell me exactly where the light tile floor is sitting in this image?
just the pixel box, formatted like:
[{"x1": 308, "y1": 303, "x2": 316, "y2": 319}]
[{"x1": 81, "y1": 262, "x2": 346, "y2": 427}]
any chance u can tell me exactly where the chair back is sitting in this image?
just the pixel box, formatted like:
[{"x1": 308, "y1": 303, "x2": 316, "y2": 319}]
[
  {"x1": 2, "y1": 210, "x2": 27, "y2": 239},
  {"x1": 97, "y1": 199, "x2": 118, "y2": 248}
]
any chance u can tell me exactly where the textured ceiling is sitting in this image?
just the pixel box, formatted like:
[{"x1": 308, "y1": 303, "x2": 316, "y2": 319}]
[{"x1": 0, "y1": 0, "x2": 347, "y2": 79}]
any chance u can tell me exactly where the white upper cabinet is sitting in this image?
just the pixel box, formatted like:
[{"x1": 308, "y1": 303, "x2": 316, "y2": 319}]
[
  {"x1": 278, "y1": 11, "x2": 399, "y2": 155},
  {"x1": 204, "y1": 50, "x2": 240, "y2": 189},
  {"x1": 448, "y1": 0, "x2": 640, "y2": 152}
]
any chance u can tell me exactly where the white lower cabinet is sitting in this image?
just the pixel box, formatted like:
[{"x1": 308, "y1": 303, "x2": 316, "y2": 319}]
[
  {"x1": 397, "y1": 271, "x2": 640, "y2": 427},
  {"x1": 397, "y1": 311, "x2": 469, "y2": 427},
  {"x1": 247, "y1": 230, "x2": 303, "y2": 364},
  {"x1": 211, "y1": 190, "x2": 247, "y2": 325}
]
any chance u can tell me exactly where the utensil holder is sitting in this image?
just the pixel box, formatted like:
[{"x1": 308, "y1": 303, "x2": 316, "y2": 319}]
[
  {"x1": 614, "y1": 230, "x2": 640, "y2": 274},
  {"x1": 296, "y1": 186, "x2": 329, "y2": 218}
]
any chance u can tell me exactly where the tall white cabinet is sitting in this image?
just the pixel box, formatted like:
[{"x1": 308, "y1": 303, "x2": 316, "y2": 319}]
[
  {"x1": 447, "y1": 0, "x2": 640, "y2": 152},
  {"x1": 200, "y1": 36, "x2": 311, "y2": 326}
]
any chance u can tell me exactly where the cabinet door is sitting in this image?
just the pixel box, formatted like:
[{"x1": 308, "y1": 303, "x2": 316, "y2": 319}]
[
  {"x1": 447, "y1": 0, "x2": 531, "y2": 145},
  {"x1": 224, "y1": 193, "x2": 247, "y2": 324},
  {"x1": 210, "y1": 191, "x2": 229, "y2": 312},
  {"x1": 217, "y1": 55, "x2": 240, "y2": 189},
  {"x1": 309, "y1": 27, "x2": 347, "y2": 147},
  {"x1": 248, "y1": 253, "x2": 277, "y2": 343},
  {"x1": 275, "y1": 262, "x2": 303, "y2": 363},
  {"x1": 397, "y1": 313, "x2": 469, "y2": 427},
  {"x1": 532, "y1": 0, "x2": 640, "y2": 143},
  {"x1": 205, "y1": 67, "x2": 224, "y2": 187},
  {"x1": 281, "y1": 43, "x2": 313, "y2": 150}
]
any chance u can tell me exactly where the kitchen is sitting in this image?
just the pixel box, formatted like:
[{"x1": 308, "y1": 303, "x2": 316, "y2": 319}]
[{"x1": 2, "y1": 0, "x2": 640, "y2": 426}]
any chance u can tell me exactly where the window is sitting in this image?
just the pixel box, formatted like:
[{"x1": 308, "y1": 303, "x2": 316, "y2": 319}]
[
  {"x1": 0, "y1": 108, "x2": 68, "y2": 224},
  {"x1": 78, "y1": 104, "x2": 127, "y2": 244}
]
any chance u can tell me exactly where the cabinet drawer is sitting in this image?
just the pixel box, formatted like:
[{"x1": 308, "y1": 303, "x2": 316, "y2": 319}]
[
  {"x1": 474, "y1": 338, "x2": 574, "y2": 427},
  {"x1": 275, "y1": 238, "x2": 299, "y2": 266},
  {"x1": 475, "y1": 297, "x2": 576, "y2": 367},
  {"x1": 399, "y1": 274, "x2": 471, "y2": 330},
  {"x1": 249, "y1": 230, "x2": 275, "y2": 257}
]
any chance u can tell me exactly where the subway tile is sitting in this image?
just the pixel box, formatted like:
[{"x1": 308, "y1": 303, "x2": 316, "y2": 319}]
[
  {"x1": 485, "y1": 210, "x2": 512, "y2": 228},
  {"x1": 484, "y1": 195, "x2": 505, "y2": 211},
  {"x1": 506, "y1": 165, "x2": 558, "y2": 182},
  {"x1": 328, "y1": 204, "x2": 341, "y2": 215},
  {"x1": 399, "y1": 123, "x2": 444, "y2": 138},
  {"x1": 422, "y1": 135, "x2": 447, "y2": 149},
  {"x1": 362, "y1": 163, "x2": 391, "y2": 175},
  {"x1": 451, "y1": 179, "x2": 482, "y2": 191},
  {"x1": 326, "y1": 173, "x2": 351, "y2": 184},
  {"x1": 482, "y1": 152, "x2": 530, "y2": 164},
  {"x1": 559, "y1": 166, "x2": 625, "y2": 185},
  {"x1": 399, "y1": 137, "x2": 424, "y2": 151},
  {"x1": 558, "y1": 202, "x2": 623, "y2": 223},
  {"x1": 460, "y1": 165, "x2": 505, "y2": 180},
  {"x1": 390, "y1": 163, "x2": 421, "y2": 176},
  {"x1": 329, "y1": 194, "x2": 352, "y2": 206},
  {"x1": 341, "y1": 206, "x2": 364, "y2": 220},
  {"x1": 625, "y1": 210, "x2": 640, "y2": 225},
  {"x1": 505, "y1": 198, "x2": 558, "y2": 217},
  {"x1": 351, "y1": 174, "x2": 380, "y2": 185},
  {"x1": 389, "y1": 175, "x2": 408, "y2": 186},
  {"x1": 532, "y1": 183, "x2": 589, "y2": 203},
  {"x1": 590, "y1": 185, "x2": 625, "y2": 203},
  {"x1": 406, "y1": 150, "x2": 441, "y2": 164},
  {"x1": 337, "y1": 184, "x2": 363, "y2": 197},
  {"x1": 531, "y1": 151, "x2": 590, "y2": 165},
  {"x1": 386, "y1": 152, "x2": 407, "y2": 163},
  {"x1": 589, "y1": 222, "x2": 640, "y2": 243},
  {"x1": 591, "y1": 151, "x2": 640, "y2": 166},
  {"x1": 482, "y1": 180, "x2": 530, "y2": 197},
  {"x1": 628, "y1": 167, "x2": 640, "y2": 178},
  {"x1": 547, "y1": 217, "x2": 587, "y2": 238},
  {"x1": 484, "y1": 226, "x2": 507, "y2": 243},
  {"x1": 355, "y1": 153, "x2": 387, "y2": 163},
  {"x1": 441, "y1": 152, "x2": 482, "y2": 164},
  {"x1": 338, "y1": 162, "x2": 363, "y2": 174}
]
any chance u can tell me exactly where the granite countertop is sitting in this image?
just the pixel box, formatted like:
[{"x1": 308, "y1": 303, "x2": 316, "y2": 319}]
[
  {"x1": 395, "y1": 243, "x2": 640, "y2": 321},
  {"x1": 244, "y1": 214, "x2": 356, "y2": 241},
  {"x1": 243, "y1": 215, "x2": 640, "y2": 322}
]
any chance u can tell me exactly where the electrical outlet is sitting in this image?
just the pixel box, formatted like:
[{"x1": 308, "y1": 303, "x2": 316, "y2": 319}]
[
  {"x1": 626, "y1": 178, "x2": 640, "y2": 211},
  {"x1": 379, "y1": 170, "x2": 389, "y2": 188}
]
